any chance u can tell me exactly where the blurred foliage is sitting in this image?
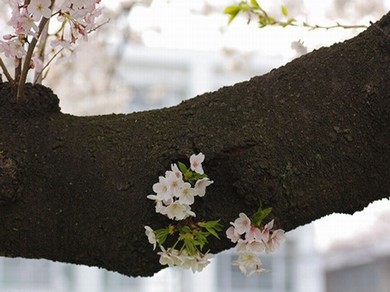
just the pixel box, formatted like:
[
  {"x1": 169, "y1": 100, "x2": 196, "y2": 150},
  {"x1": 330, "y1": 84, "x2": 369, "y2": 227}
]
[{"x1": 224, "y1": 0, "x2": 368, "y2": 29}]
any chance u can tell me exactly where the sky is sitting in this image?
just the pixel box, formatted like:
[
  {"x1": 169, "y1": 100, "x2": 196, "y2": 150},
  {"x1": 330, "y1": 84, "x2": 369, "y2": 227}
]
[{"x1": 106, "y1": 0, "x2": 390, "y2": 55}]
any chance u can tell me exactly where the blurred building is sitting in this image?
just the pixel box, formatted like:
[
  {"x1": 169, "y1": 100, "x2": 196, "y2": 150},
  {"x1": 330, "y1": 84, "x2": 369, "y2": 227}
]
[
  {"x1": 0, "y1": 225, "x2": 325, "y2": 292},
  {"x1": 324, "y1": 212, "x2": 390, "y2": 292}
]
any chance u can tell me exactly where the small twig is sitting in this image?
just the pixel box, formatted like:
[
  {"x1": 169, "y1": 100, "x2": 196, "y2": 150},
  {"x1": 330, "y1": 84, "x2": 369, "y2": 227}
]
[
  {"x1": 33, "y1": 18, "x2": 50, "y2": 84},
  {"x1": 369, "y1": 21, "x2": 390, "y2": 38},
  {"x1": 33, "y1": 47, "x2": 64, "y2": 84},
  {"x1": 0, "y1": 57, "x2": 14, "y2": 84}
]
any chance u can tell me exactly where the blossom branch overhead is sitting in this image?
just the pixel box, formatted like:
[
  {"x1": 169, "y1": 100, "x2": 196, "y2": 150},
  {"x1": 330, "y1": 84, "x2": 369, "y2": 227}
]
[{"x1": 0, "y1": 0, "x2": 103, "y2": 101}]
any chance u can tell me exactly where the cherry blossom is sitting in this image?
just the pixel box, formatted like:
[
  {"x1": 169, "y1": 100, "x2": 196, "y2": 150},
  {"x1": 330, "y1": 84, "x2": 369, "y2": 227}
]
[
  {"x1": 232, "y1": 251, "x2": 265, "y2": 277},
  {"x1": 28, "y1": 0, "x2": 52, "y2": 21},
  {"x1": 265, "y1": 229, "x2": 285, "y2": 253},
  {"x1": 170, "y1": 163, "x2": 182, "y2": 180},
  {"x1": 144, "y1": 226, "x2": 157, "y2": 250},
  {"x1": 190, "y1": 153, "x2": 205, "y2": 174},
  {"x1": 0, "y1": 0, "x2": 103, "y2": 92},
  {"x1": 245, "y1": 239, "x2": 266, "y2": 253},
  {"x1": 245, "y1": 225, "x2": 262, "y2": 241},
  {"x1": 165, "y1": 170, "x2": 184, "y2": 194},
  {"x1": 228, "y1": 211, "x2": 285, "y2": 276},
  {"x1": 232, "y1": 212, "x2": 251, "y2": 234},
  {"x1": 145, "y1": 153, "x2": 218, "y2": 273},
  {"x1": 188, "y1": 252, "x2": 214, "y2": 273},
  {"x1": 0, "y1": 39, "x2": 26, "y2": 58},
  {"x1": 194, "y1": 177, "x2": 213, "y2": 197},
  {"x1": 152, "y1": 176, "x2": 172, "y2": 202},
  {"x1": 157, "y1": 247, "x2": 214, "y2": 273},
  {"x1": 157, "y1": 247, "x2": 177, "y2": 267},
  {"x1": 176, "y1": 182, "x2": 197, "y2": 205},
  {"x1": 165, "y1": 201, "x2": 194, "y2": 221},
  {"x1": 31, "y1": 54, "x2": 43, "y2": 73},
  {"x1": 226, "y1": 226, "x2": 240, "y2": 243}
]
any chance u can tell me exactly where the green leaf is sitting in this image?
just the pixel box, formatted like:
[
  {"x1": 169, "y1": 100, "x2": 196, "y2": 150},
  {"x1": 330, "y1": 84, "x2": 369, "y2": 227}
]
[
  {"x1": 179, "y1": 225, "x2": 192, "y2": 233},
  {"x1": 154, "y1": 227, "x2": 171, "y2": 245},
  {"x1": 193, "y1": 230, "x2": 209, "y2": 249},
  {"x1": 224, "y1": 5, "x2": 241, "y2": 24},
  {"x1": 250, "y1": 0, "x2": 260, "y2": 9},
  {"x1": 251, "y1": 205, "x2": 272, "y2": 226},
  {"x1": 281, "y1": 5, "x2": 289, "y2": 17},
  {"x1": 178, "y1": 161, "x2": 188, "y2": 174},
  {"x1": 198, "y1": 220, "x2": 223, "y2": 239},
  {"x1": 183, "y1": 237, "x2": 198, "y2": 256},
  {"x1": 224, "y1": 5, "x2": 240, "y2": 15}
]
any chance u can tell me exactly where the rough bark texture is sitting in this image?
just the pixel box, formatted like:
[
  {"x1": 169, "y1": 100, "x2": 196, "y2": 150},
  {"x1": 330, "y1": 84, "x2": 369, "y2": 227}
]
[{"x1": 0, "y1": 13, "x2": 389, "y2": 277}]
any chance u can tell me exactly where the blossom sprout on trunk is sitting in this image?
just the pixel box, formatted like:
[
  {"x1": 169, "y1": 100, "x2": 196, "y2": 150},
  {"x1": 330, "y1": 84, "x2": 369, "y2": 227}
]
[
  {"x1": 144, "y1": 153, "x2": 223, "y2": 273},
  {"x1": 226, "y1": 206, "x2": 286, "y2": 276}
]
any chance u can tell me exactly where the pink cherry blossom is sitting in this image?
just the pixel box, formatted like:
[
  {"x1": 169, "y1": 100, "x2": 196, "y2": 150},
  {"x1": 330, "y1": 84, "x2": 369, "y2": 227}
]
[
  {"x1": 226, "y1": 226, "x2": 240, "y2": 243},
  {"x1": 261, "y1": 219, "x2": 274, "y2": 241},
  {"x1": 170, "y1": 163, "x2": 182, "y2": 180},
  {"x1": 265, "y1": 229, "x2": 286, "y2": 253},
  {"x1": 28, "y1": 0, "x2": 52, "y2": 21},
  {"x1": 0, "y1": 39, "x2": 26, "y2": 58},
  {"x1": 245, "y1": 225, "x2": 262, "y2": 241},
  {"x1": 31, "y1": 54, "x2": 43, "y2": 72},
  {"x1": 232, "y1": 212, "x2": 251, "y2": 235}
]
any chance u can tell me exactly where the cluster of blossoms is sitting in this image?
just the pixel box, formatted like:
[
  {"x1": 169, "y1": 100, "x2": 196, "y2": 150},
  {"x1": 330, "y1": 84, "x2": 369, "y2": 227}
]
[
  {"x1": 226, "y1": 210, "x2": 285, "y2": 276},
  {"x1": 145, "y1": 153, "x2": 222, "y2": 273},
  {"x1": 147, "y1": 153, "x2": 213, "y2": 221},
  {"x1": 0, "y1": 0, "x2": 102, "y2": 89}
]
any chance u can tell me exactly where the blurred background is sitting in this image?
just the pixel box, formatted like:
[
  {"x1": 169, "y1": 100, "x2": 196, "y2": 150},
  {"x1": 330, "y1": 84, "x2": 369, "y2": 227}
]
[{"x1": 0, "y1": 0, "x2": 390, "y2": 291}]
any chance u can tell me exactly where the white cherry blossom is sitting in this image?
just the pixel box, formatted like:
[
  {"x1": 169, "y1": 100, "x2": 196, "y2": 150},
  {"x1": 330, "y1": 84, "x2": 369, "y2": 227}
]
[
  {"x1": 232, "y1": 251, "x2": 263, "y2": 276},
  {"x1": 165, "y1": 201, "x2": 188, "y2": 220},
  {"x1": 245, "y1": 239, "x2": 266, "y2": 253},
  {"x1": 190, "y1": 153, "x2": 205, "y2": 174},
  {"x1": 165, "y1": 170, "x2": 184, "y2": 194},
  {"x1": 176, "y1": 182, "x2": 197, "y2": 205},
  {"x1": 194, "y1": 177, "x2": 213, "y2": 197},
  {"x1": 157, "y1": 247, "x2": 176, "y2": 267},
  {"x1": 152, "y1": 176, "x2": 172, "y2": 202},
  {"x1": 144, "y1": 226, "x2": 157, "y2": 250}
]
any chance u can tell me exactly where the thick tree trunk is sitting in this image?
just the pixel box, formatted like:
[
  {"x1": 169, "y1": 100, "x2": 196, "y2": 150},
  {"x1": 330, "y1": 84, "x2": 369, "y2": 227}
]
[{"x1": 0, "y1": 12, "x2": 389, "y2": 277}]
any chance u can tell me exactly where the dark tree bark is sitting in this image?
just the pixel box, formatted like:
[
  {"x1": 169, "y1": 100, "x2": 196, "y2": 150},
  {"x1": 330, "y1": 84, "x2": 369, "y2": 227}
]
[{"x1": 0, "y1": 12, "x2": 389, "y2": 277}]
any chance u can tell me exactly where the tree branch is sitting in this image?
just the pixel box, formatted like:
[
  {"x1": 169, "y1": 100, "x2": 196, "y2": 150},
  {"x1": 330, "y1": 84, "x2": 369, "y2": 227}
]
[{"x1": 0, "y1": 12, "x2": 389, "y2": 277}]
